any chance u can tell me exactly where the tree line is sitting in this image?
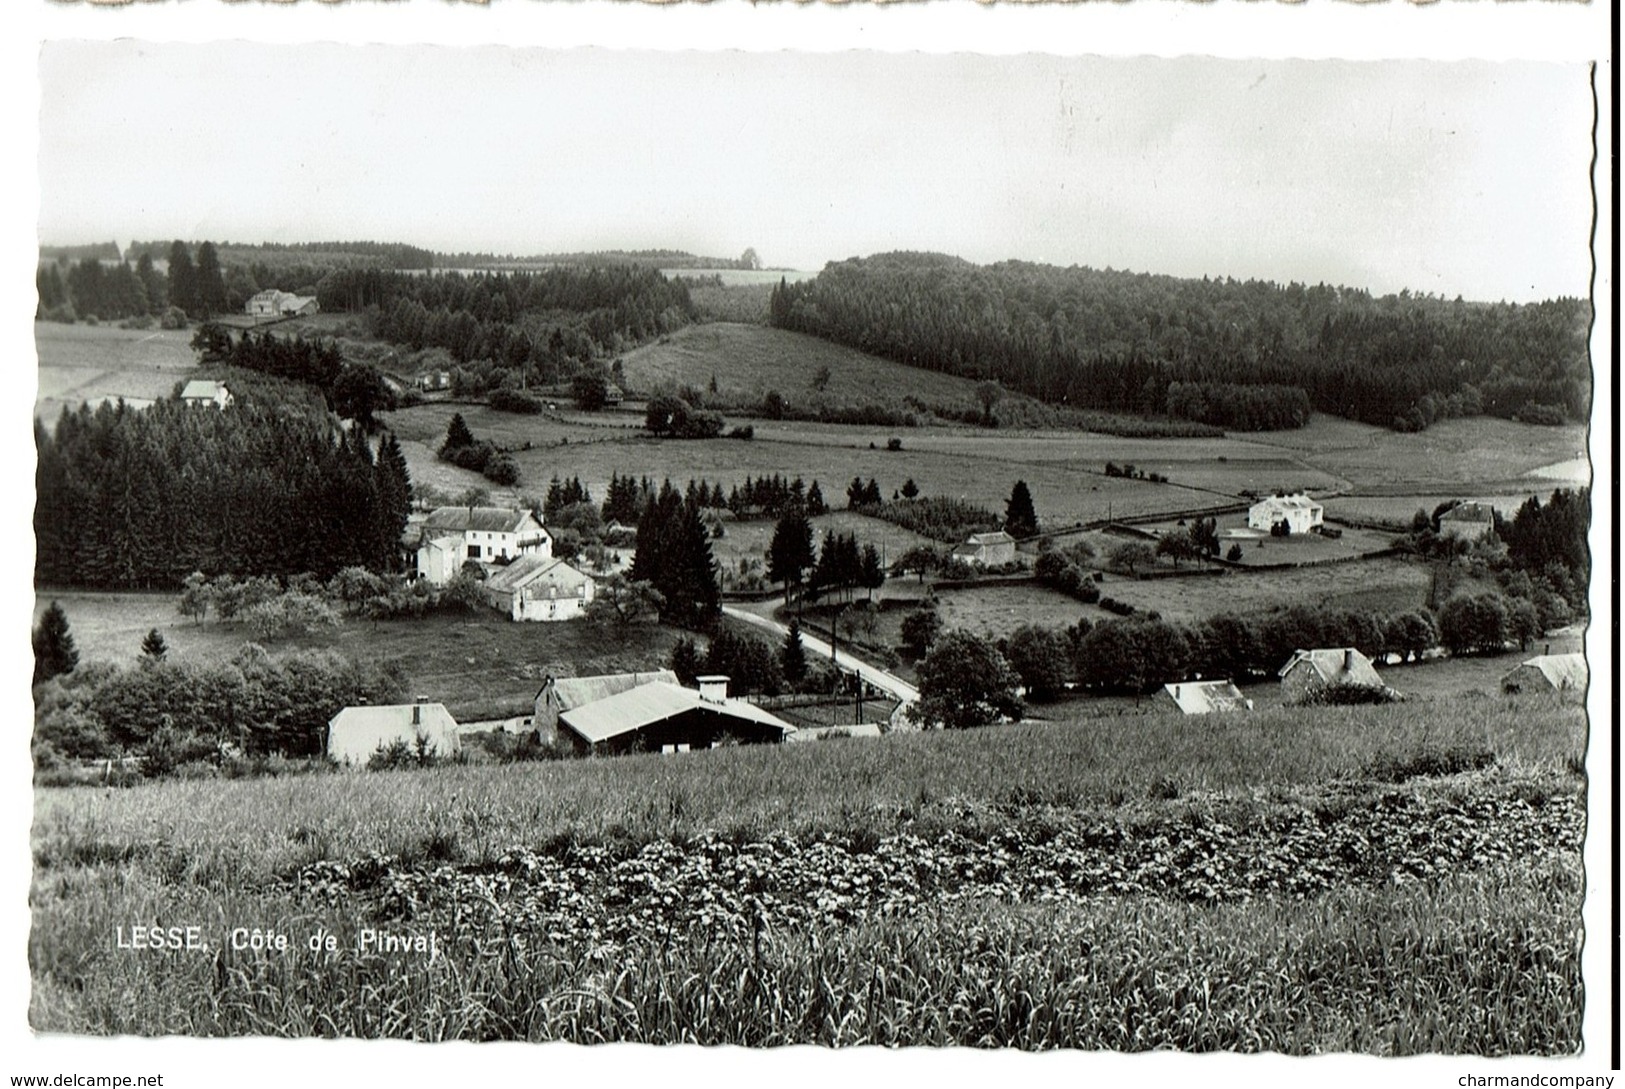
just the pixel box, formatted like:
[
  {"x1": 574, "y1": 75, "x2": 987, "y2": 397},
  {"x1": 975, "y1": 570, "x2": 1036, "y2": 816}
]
[
  {"x1": 769, "y1": 252, "x2": 1589, "y2": 432},
  {"x1": 35, "y1": 399, "x2": 412, "y2": 589}
]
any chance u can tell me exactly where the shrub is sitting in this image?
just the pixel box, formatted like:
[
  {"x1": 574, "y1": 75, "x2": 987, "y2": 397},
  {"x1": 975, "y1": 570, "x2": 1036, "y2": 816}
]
[
  {"x1": 488, "y1": 388, "x2": 545, "y2": 414},
  {"x1": 1298, "y1": 681, "x2": 1401, "y2": 707}
]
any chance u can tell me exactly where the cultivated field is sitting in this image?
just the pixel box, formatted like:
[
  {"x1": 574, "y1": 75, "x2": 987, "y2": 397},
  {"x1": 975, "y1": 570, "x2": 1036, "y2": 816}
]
[
  {"x1": 30, "y1": 698, "x2": 1586, "y2": 1049},
  {"x1": 1089, "y1": 556, "x2": 1433, "y2": 622},
  {"x1": 34, "y1": 321, "x2": 199, "y2": 422}
]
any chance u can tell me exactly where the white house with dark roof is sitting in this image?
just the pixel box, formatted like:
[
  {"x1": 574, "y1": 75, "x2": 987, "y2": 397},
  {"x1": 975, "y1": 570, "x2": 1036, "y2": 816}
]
[
  {"x1": 482, "y1": 555, "x2": 595, "y2": 621},
  {"x1": 1248, "y1": 494, "x2": 1324, "y2": 535},
  {"x1": 179, "y1": 379, "x2": 233, "y2": 410},
  {"x1": 326, "y1": 700, "x2": 459, "y2": 767},
  {"x1": 246, "y1": 289, "x2": 320, "y2": 321},
  {"x1": 421, "y1": 506, "x2": 550, "y2": 564},
  {"x1": 1438, "y1": 501, "x2": 1498, "y2": 541},
  {"x1": 951, "y1": 530, "x2": 1017, "y2": 567}
]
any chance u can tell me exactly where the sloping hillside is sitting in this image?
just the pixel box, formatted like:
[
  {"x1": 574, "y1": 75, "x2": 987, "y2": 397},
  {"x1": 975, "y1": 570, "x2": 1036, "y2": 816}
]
[{"x1": 618, "y1": 323, "x2": 994, "y2": 407}]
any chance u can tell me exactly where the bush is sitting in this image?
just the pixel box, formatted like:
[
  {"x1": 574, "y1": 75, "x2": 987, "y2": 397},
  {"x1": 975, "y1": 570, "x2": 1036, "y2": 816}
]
[
  {"x1": 159, "y1": 306, "x2": 188, "y2": 330},
  {"x1": 728, "y1": 425, "x2": 755, "y2": 440},
  {"x1": 1298, "y1": 681, "x2": 1400, "y2": 707},
  {"x1": 488, "y1": 388, "x2": 545, "y2": 414}
]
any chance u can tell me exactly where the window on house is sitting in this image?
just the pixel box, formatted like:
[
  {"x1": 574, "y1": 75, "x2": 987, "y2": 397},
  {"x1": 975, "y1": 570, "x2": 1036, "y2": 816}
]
[{"x1": 468, "y1": 545, "x2": 481, "y2": 559}]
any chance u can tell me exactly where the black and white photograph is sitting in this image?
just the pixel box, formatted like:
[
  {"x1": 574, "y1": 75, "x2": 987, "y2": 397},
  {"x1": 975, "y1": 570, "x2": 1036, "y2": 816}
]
[{"x1": 10, "y1": 6, "x2": 1614, "y2": 1086}]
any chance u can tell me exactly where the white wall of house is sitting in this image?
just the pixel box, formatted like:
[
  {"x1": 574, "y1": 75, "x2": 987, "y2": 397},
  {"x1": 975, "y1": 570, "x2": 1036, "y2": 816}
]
[
  {"x1": 1247, "y1": 497, "x2": 1323, "y2": 535},
  {"x1": 416, "y1": 537, "x2": 467, "y2": 586}
]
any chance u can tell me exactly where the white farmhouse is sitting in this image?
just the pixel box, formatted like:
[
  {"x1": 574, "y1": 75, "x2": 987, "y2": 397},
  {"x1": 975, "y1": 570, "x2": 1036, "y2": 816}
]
[
  {"x1": 246, "y1": 289, "x2": 320, "y2": 320},
  {"x1": 1247, "y1": 494, "x2": 1323, "y2": 535},
  {"x1": 179, "y1": 380, "x2": 233, "y2": 410},
  {"x1": 421, "y1": 506, "x2": 551, "y2": 564},
  {"x1": 951, "y1": 530, "x2": 1018, "y2": 568},
  {"x1": 482, "y1": 555, "x2": 595, "y2": 621}
]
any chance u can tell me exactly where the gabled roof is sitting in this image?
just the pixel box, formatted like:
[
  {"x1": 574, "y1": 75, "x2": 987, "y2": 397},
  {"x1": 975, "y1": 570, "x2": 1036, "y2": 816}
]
[
  {"x1": 484, "y1": 555, "x2": 591, "y2": 595},
  {"x1": 424, "y1": 506, "x2": 544, "y2": 535},
  {"x1": 1440, "y1": 502, "x2": 1495, "y2": 523},
  {"x1": 559, "y1": 681, "x2": 794, "y2": 745},
  {"x1": 328, "y1": 702, "x2": 458, "y2": 732},
  {"x1": 1252, "y1": 494, "x2": 1321, "y2": 511},
  {"x1": 1162, "y1": 679, "x2": 1252, "y2": 714},
  {"x1": 1278, "y1": 647, "x2": 1384, "y2": 688},
  {"x1": 538, "y1": 670, "x2": 679, "y2": 709},
  {"x1": 964, "y1": 531, "x2": 1015, "y2": 546},
  {"x1": 180, "y1": 379, "x2": 226, "y2": 400},
  {"x1": 1502, "y1": 653, "x2": 1588, "y2": 691},
  {"x1": 420, "y1": 534, "x2": 464, "y2": 554}
]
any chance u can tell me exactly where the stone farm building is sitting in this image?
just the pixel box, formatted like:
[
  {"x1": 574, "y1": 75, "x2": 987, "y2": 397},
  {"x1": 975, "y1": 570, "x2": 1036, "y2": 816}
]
[
  {"x1": 483, "y1": 554, "x2": 595, "y2": 621},
  {"x1": 245, "y1": 289, "x2": 320, "y2": 320},
  {"x1": 1500, "y1": 652, "x2": 1588, "y2": 695},
  {"x1": 179, "y1": 380, "x2": 233, "y2": 410},
  {"x1": 1278, "y1": 647, "x2": 1388, "y2": 704},
  {"x1": 326, "y1": 700, "x2": 459, "y2": 766},
  {"x1": 1438, "y1": 501, "x2": 1498, "y2": 541},
  {"x1": 1247, "y1": 494, "x2": 1324, "y2": 535},
  {"x1": 952, "y1": 531, "x2": 1018, "y2": 568},
  {"x1": 1160, "y1": 679, "x2": 1253, "y2": 714},
  {"x1": 534, "y1": 672, "x2": 794, "y2": 755}
]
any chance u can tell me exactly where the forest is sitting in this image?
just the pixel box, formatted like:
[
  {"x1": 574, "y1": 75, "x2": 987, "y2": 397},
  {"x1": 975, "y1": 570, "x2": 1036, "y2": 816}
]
[
  {"x1": 769, "y1": 253, "x2": 1591, "y2": 432},
  {"x1": 34, "y1": 398, "x2": 412, "y2": 589}
]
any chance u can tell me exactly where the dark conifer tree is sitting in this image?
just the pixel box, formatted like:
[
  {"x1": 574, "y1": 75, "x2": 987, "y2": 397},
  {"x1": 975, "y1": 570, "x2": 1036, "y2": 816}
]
[
  {"x1": 167, "y1": 241, "x2": 199, "y2": 317},
  {"x1": 141, "y1": 628, "x2": 168, "y2": 661},
  {"x1": 782, "y1": 619, "x2": 808, "y2": 684},
  {"x1": 1004, "y1": 480, "x2": 1039, "y2": 539},
  {"x1": 32, "y1": 602, "x2": 78, "y2": 686}
]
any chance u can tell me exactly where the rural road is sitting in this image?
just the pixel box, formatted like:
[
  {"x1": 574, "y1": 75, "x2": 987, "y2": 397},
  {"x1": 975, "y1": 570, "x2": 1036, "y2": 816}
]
[{"x1": 721, "y1": 604, "x2": 921, "y2": 706}]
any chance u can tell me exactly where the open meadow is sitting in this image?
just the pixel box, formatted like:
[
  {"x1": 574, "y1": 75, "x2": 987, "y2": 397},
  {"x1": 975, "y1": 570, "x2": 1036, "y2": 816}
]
[
  {"x1": 34, "y1": 321, "x2": 200, "y2": 422},
  {"x1": 30, "y1": 697, "x2": 1586, "y2": 1049}
]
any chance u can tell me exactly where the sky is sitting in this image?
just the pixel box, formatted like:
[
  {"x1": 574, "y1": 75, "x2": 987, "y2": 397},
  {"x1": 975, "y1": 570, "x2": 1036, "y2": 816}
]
[{"x1": 37, "y1": 44, "x2": 1594, "y2": 303}]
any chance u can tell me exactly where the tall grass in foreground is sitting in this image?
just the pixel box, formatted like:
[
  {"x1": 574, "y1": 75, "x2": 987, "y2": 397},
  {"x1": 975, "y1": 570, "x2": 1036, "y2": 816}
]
[
  {"x1": 30, "y1": 856, "x2": 1580, "y2": 1051},
  {"x1": 33, "y1": 698, "x2": 1585, "y2": 882}
]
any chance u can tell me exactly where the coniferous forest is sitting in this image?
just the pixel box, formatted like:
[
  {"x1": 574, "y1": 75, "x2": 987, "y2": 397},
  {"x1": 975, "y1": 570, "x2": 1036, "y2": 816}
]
[
  {"x1": 34, "y1": 399, "x2": 412, "y2": 589},
  {"x1": 769, "y1": 253, "x2": 1591, "y2": 432}
]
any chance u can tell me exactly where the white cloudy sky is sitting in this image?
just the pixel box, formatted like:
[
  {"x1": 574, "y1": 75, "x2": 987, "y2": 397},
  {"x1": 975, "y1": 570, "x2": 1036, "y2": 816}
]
[{"x1": 39, "y1": 42, "x2": 1594, "y2": 302}]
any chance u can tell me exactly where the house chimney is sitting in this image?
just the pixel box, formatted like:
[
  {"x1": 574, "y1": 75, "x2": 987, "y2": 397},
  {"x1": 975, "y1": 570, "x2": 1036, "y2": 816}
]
[
  {"x1": 1344, "y1": 649, "x2": 1354, "y2": 672},
  {"x1": 1544, "y1": 643, "x2": 1551, "y2": 657},
  {"x1": 412, "y1": 695, "x2": 427, "y2": 726},
  {"x1": 696, "y1": 675, "x2": 729, "y2": 704}
]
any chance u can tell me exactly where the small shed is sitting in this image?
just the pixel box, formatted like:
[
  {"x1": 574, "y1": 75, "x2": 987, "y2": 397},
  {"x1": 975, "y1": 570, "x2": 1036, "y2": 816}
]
[
  {"x1": 1161, "y1": 679, "x2": 1253, "y2": 715},
  {"x1": 951, "y1": 530, "x2": 1017, "y2": 567},
  {"x1": 326, "y1": 701, "x2": 460, "y2": 767},
  {"x1": 1500, "y1": 653, "x2": 1588, "y2": 695},
  {"x1": 1278, "y1": 647, "x2": 1385, "y2": 704}
]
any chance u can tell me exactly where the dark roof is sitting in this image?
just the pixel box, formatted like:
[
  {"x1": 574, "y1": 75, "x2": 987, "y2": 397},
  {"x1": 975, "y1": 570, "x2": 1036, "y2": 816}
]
[{"x1": 424, "y1": 506, "x2": 543, "y2": 535}]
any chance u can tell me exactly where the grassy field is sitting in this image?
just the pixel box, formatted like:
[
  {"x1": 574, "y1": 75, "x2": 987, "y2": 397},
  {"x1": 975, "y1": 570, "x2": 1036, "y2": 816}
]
[
  {"x1": 619, "y1": 323, "x2": 991, "y2": 406},
  {"x1": 30, "y1": 698, "x2": 1587, "y2": 1048},
  {"x1": 31, "y1": 591, "x2": 681, "y2": 722},
  {"x1": 34, "y1": 321, "x2": 200, "y2": 422},
  {"x1": 1092, "y1": 556, "x2": 1433, "y2": 622},
  {"x1": 1247, "y1": 414, "x2": 1591, "y2": 491},
  {"x1": 1323, "y1": 493, "x2": 1564, "y2": 527}
]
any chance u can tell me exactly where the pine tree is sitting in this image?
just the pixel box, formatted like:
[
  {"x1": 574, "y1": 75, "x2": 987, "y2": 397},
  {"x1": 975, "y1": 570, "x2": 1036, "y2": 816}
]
[
  {"x1": 1004, "y1": 480, "x2": 1039, "y2": 539},
  {"x1": 32, "y1": 601, "x2": 78, "y2": 686},
  {"x1": 167, "y1": 240, "x2": 198, "y2": 318},
  {"x1": 141, "y1": 628, "x2": 168, "y2": 661},
  {"x1": 860, "y1": 543, "x2": 885, "y2": 601},
  {"x1": 670, "y1": 637, "x2": 701, "y2": 686},
  {"x1": 767, "y1": 507, "x2": 815, "y2": 605},
  {"x1": 441, "y1": 412, "x2": 475, "y2": 455},
  {"x1": 781, "y1": 619, "x2": 808, "y2": 685}
]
